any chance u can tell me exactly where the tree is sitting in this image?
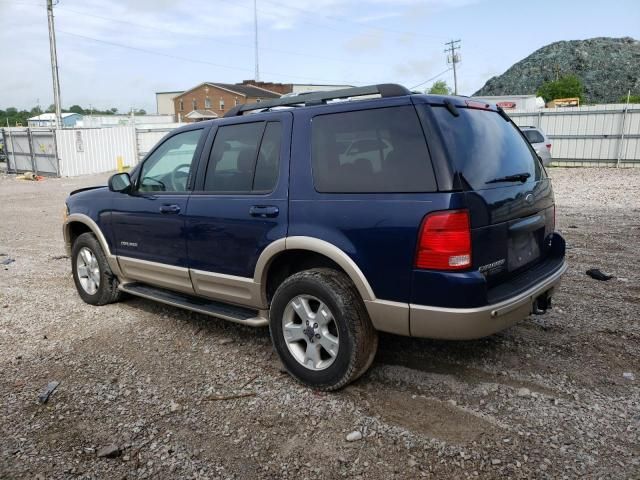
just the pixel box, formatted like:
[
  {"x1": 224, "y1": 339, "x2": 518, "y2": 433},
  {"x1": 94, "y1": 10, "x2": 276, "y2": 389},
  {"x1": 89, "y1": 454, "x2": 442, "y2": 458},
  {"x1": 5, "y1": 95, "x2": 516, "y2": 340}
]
[
  {"x1": 68, "y1": 105, "x2": 85, "y2": 114},
  {"x1": 134, "y1": 108, "x2": 147, "y2": 115},
  {"x1": 536, "y1": 75, "x2": 584, "y2": 103},
  {"x1": 109, "y1": 108, "x2": 118, "y2": 114},
  {"x1": 46, "y1": 104, "x2": 55, "y2": 113},
  {"x1": 30, "y1": 106, "x2": 43, "y2": 116},
  {"x1": 427, "y1": 80, "x2": 451, "y2": 95}
]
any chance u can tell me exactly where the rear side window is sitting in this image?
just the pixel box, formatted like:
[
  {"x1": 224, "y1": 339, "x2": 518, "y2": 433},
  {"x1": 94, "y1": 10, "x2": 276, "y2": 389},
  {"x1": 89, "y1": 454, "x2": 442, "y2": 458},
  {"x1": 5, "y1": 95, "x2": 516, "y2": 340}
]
[
  {"x1": 432, "y1": 107, "x2": 542, "y2": 190},
  {"x1": 204, "y1": 121, "x2": 280, "y2": 193},
  {"x1": 311, "y1": 106, "x2": 436, "y2": 193},
  {"x1": 523, "y1": 129, "x2": 545, "y2": 144}
]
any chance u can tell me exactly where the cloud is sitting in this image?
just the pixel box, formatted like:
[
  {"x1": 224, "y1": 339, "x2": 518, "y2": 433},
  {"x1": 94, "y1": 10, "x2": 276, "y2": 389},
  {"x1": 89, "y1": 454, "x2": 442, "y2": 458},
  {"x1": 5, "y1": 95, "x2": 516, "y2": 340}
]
[
  {"x1": 0, "y1": 0, "x2": 477, "y2": 112},
  {"x1": 343, "y1": 30, "x2": 386, "y2": 53}
]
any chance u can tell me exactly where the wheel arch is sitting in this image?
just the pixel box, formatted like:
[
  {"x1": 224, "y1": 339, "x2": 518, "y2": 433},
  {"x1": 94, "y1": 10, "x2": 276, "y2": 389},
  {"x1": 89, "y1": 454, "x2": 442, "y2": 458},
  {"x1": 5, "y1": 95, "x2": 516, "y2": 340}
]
[
  {"x1": 255, "y1": 236, "x2": 376, "y2": 305},
  {"x1": 63, "y1": 214, "x2": 123, "y2": 277}
]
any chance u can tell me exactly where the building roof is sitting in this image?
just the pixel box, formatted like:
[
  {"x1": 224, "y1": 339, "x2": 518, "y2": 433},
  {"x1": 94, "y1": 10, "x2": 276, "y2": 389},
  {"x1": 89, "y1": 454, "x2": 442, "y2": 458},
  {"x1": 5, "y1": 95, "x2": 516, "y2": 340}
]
[
  {"x1": 185, "y1": 109, "x2": 219, "y2": 120},
  {"x1": 211, "y1": 83, "x2": 281, "y2": 98},
  {"x1": 28, "y1": 112, "x2": 81, "y2": 121},
  {"x1": 176, "y1": 82, "x2": 281, "y2": 100}
]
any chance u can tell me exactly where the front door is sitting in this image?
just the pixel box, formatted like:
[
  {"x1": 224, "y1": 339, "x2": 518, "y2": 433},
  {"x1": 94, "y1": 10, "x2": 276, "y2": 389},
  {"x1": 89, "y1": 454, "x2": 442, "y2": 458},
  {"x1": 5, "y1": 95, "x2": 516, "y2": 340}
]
[
  {"x1": 112, "y1": 127, "x2": 207, "y2": 293},
  {"x1": 185, "y1": 112, "x2": 291, "y2": 305}
]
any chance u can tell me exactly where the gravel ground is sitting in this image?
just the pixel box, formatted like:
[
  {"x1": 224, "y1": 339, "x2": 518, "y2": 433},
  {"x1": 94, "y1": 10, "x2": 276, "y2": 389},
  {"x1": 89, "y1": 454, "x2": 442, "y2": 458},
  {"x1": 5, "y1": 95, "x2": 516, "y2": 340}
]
[{"x1": 1, "y1": 168, "x2": 639, "y2": 479}]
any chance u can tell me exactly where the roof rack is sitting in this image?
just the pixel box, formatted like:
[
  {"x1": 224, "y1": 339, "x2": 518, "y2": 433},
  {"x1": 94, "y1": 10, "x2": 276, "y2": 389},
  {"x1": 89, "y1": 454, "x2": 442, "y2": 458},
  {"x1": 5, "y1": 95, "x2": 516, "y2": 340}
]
[{"x1": 223, "y1": 83, "x2": 411, "y2": 118}]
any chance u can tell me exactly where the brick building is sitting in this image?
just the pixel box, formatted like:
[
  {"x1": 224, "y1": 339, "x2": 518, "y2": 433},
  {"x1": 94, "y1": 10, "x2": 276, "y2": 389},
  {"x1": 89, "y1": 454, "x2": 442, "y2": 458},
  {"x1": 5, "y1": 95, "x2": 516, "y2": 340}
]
[
  {"x1": 239, "y1": 80, "x2": 353, "y2": 96},
  {"x1": 173, "y1": 83, "x2": 281, "y2": 122}
]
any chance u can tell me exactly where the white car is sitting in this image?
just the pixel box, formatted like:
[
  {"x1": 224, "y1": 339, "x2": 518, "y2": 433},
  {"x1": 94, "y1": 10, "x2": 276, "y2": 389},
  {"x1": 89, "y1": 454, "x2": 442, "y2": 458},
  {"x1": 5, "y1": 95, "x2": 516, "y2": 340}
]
[{"x1": 520, "y1": 126, "x2": 552, "y2": 166}]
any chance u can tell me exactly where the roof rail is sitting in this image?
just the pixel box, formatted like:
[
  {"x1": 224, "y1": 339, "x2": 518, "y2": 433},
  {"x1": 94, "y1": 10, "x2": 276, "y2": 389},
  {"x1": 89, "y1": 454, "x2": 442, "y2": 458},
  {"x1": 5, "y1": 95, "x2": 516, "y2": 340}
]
[{"x1": 223, "y1": 83, "x2": 411, "y2": 118}]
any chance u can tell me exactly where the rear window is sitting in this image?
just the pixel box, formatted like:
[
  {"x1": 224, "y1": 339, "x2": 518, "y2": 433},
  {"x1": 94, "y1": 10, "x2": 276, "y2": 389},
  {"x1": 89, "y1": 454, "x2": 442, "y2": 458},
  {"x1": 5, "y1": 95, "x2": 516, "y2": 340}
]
[
  {"x1": 311, "y1": 106, "x2": 436, "y2": 193},
  {"x1": 432, "y1": 106, "x2": 542, "y2": 190},
  {"x1": 523, "y1": 129, "x2": 545, "y2": 144}
]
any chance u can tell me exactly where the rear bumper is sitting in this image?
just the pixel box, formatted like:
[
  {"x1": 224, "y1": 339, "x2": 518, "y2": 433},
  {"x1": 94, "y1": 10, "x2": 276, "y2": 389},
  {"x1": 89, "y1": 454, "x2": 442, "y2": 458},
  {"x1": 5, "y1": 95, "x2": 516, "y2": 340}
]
[{"x1": 409, "y1": 260, "x2": 567, "y2": 340}]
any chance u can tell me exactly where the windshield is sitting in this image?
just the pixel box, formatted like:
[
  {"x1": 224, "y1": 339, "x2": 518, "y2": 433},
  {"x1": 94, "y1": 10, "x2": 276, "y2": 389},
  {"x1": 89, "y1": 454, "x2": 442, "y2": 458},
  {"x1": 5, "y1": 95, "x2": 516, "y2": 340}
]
[
  {"x1": 431, "y1": 106, "x2": 543, "y2": 190},
  {"x1": 523, "y1": 129, "x2": 545, "y2": 144}
]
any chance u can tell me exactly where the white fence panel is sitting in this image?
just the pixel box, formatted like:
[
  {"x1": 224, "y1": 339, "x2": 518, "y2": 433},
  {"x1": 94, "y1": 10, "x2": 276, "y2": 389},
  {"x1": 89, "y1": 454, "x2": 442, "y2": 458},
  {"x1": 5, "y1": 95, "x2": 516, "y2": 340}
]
[
  {"x1": 509, "y1": 104, "x2": 640, "y2": 165},
  {"x1": 56, "y1": 126, "x2": 138, "y2": 177},
  {"x1": 135, "y1": 127, "x2": 177, "y2": 160}
]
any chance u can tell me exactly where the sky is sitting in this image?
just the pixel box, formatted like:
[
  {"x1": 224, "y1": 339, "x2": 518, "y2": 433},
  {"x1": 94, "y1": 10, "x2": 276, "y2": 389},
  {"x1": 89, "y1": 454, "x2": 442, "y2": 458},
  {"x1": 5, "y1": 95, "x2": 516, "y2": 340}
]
[{"x1": 1, "y1": 0, "x2": 638, "y2": 114}]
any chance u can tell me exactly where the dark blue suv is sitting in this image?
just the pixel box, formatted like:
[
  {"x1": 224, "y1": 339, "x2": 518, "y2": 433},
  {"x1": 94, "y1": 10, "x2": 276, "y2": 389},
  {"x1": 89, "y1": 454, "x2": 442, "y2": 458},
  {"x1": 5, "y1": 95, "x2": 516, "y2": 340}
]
[{"x1": 63, "y1": 84, "x2": 567, "y2": 390}]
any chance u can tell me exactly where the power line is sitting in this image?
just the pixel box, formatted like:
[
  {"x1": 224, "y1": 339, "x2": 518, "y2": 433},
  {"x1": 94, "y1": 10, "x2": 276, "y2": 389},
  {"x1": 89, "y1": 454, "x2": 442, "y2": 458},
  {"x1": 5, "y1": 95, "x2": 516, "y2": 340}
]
[
  {"x1": 56, "y1": 30, "x2": 360, "y2": 85},
  {"x1": 56, "y1": 5, "x2": 396, "y2": 67},
  {"x1": 257, "y1": 0, "x2": 449, "y2": 40},
  {"x1": 409, "y1": 68, "x2": 453, "y2": 90}
]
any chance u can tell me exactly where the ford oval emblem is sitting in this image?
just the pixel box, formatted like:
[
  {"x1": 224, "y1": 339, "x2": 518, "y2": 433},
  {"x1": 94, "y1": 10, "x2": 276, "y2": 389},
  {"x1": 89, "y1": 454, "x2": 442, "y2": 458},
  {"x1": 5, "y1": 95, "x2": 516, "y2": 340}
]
[{"x1": 525, "y1": 193, "x2": 534, "y2": 204}]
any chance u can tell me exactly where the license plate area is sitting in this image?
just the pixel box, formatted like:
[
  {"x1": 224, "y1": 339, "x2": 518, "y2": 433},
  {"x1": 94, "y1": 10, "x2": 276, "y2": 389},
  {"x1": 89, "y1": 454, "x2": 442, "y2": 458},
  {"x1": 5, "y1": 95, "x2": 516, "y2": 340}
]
[{"x1": 507, "y1": 231, "x2": 541, "y2": 270}]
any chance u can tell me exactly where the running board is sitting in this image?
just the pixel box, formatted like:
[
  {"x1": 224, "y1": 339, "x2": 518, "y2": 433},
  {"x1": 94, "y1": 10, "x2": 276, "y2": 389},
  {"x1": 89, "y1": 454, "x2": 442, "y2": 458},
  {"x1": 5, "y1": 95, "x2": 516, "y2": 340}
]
[{"x1": 119, "y1": 282, "x2": 268, "y2": 327}]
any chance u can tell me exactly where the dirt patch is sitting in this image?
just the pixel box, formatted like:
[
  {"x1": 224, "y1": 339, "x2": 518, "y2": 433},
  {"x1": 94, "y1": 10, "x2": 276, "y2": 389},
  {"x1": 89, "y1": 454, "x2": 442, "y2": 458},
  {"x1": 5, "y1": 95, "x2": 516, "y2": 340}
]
[{"x1": 1, "y1": 168, "x2": 640, "y2": 479}]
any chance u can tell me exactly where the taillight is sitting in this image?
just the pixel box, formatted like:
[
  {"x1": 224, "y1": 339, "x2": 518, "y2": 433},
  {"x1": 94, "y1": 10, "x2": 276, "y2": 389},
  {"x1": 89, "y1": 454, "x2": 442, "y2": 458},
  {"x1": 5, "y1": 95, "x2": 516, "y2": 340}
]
[
  {"x1": 415, "y1": 210, "x2": 472, "y2": 270},
  {"x1": 546, "y1": 143, "x2": 552, "y2": 151}
]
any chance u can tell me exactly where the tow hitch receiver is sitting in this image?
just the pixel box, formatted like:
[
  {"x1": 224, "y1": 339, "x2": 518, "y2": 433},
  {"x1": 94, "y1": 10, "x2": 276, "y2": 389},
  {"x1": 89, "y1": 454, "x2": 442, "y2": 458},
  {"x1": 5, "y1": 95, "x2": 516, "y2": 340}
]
[{"x1": 532, "y1": 291, "x2": 552, "y2": 315}]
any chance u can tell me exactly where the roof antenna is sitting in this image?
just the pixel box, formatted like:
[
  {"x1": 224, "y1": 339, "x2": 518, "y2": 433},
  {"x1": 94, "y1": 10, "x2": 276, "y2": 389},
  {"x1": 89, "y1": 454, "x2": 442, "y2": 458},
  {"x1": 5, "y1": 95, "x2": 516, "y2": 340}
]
[{"x1": 254, "y1": 0, "x2": 260, "y2": 81}]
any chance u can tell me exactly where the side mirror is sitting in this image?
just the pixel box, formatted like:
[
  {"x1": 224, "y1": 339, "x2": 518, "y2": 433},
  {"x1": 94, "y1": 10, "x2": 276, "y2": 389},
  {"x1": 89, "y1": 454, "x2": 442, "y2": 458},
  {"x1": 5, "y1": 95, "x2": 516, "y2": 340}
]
[{"x1": 108, "y1": 172, "x2": 131, "y2": 193}]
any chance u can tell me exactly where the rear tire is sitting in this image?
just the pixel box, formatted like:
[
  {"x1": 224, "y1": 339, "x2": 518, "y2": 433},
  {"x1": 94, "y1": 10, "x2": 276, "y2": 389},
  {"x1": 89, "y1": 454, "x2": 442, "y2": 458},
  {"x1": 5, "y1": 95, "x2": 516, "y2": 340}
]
[
  {"x1": 71, "y1": 232, "x2": 121, "y2": 306},
  {"x1": 269, "y1": 268, "x2": 378, "y2": 391}
]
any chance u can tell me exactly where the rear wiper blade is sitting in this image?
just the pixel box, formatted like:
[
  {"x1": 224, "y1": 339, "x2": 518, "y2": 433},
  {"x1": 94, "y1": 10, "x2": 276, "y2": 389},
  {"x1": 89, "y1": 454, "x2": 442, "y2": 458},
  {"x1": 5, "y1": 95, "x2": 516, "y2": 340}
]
[{"x1": 485, "y1": 172, "x2": 531, "y2": 184}]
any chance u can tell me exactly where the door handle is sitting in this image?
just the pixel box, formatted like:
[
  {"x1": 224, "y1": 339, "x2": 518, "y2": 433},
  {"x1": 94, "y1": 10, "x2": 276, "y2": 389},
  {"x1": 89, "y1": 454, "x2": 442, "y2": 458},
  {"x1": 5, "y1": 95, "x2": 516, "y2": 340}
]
[
  {"x1": 249, "y1": 205, "x2": 279, "y2": 218},
  {"x1": 159, "y1": 204, "x2": 181, "y2": 214}
]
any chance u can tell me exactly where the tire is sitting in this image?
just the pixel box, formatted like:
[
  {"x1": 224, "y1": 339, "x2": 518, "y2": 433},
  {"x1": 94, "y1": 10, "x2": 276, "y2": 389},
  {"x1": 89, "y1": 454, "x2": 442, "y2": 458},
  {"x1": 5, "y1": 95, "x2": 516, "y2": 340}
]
[
  {"x1": 71, "y1": 232, "x2": 122, "y2": 306},
  {"x1": 269, "y1": 268, "x2": 378, "y2": 391}
]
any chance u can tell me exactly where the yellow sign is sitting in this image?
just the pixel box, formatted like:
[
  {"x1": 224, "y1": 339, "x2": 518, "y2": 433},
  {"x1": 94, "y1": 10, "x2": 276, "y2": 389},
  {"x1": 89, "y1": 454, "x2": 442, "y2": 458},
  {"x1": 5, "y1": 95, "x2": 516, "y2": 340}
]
[{"x1": 549, "y1": 97, "x2": 580, "y2": 107}]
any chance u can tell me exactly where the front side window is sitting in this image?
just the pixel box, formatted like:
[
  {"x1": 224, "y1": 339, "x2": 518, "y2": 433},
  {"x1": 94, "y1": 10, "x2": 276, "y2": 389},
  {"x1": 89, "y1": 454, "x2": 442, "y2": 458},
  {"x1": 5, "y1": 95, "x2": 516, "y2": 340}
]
[
  {"x1": 139, "y1": 129, "x2": 202, "y2": 192},
  {"x1": 204, "y1": 121, "x2": 281, "y2": 193},
  {"x1": 311, "y1": 106, "x2": 437, "y2": 193}
]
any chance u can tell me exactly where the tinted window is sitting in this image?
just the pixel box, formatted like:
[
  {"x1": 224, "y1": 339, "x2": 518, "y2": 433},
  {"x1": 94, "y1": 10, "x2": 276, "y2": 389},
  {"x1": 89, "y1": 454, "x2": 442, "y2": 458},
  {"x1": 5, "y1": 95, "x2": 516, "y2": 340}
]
[
  {"x1": 139, "y1": 129, "x2": 202, "y2": 192},
  {"x1": 523, "y1": 129, "x2": 545, "y2": 144},
  {"x1": 254, "y1": 122, "x2": 281, "y2": 191},
  {"x1": 311, "y1": 106, "x2": 436, "y2": 193},
  {"x1": 204, "y1": 121, "x2": 280, "y2": 193},
  {"x1": 432, "y1": 107, "x2": 542, "y2": 190}
]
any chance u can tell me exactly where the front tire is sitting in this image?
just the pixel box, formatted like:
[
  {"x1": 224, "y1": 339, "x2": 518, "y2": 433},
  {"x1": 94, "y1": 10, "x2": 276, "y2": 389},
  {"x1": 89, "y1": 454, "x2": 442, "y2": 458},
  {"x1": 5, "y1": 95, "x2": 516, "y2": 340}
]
[
  {"x1": 269, "y1": 268, "x2": 378, "y2": 391},
  {"x1": 71, "y1": 232, "x2": 121, "y2": 305}
]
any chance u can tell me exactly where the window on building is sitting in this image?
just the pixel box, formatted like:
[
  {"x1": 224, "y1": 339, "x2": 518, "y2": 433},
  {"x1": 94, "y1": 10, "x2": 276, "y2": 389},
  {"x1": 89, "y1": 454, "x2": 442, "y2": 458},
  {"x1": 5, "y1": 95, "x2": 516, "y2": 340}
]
[
  {"x1": 204, "y1": 97, "x2": 211, "y2": 109},
  {"x1": 311, "y1": 106, "x2": 436, "y2": 193},
  {"x1": 234, "y1": 98, "x2": 240, "y2": 106},
  {"x1": 203, "y1": 121, "x2": 281, "y2": 193},
  {"x1": 192, "y1": 99, "x2": 197, "y2": 110},
  {"x1": 219, "y1": 98, "x2": 225, "y2": 110},
  {"x1": 179, "y1": 99, "x2": 184, "y2": 112}
]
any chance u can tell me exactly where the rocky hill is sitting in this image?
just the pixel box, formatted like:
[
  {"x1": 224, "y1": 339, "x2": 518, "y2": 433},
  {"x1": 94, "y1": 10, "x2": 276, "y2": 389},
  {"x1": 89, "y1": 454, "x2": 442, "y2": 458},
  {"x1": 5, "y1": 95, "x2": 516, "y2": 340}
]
[{"x1": 473, "y1": 37, "x2": 640, "y2": 103}]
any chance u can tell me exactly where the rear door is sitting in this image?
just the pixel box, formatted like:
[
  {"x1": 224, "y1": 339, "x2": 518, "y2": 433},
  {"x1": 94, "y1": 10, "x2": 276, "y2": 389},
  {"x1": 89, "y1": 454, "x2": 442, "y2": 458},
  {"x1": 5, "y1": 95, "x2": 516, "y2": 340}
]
[
  {"x1": 185, "y1": 112, "x2": 292, "y2": 301},
  {"x1": 425, "y1": 101, "x2": 556, "y2": 292}
]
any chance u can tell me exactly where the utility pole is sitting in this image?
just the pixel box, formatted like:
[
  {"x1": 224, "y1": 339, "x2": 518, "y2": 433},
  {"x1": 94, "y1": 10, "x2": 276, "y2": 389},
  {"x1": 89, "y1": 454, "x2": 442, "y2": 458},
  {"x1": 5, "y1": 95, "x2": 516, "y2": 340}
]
[
  {"x1": 46, "y1": 0, "x2": 63, "y2": 129},
  {"x1": 254, "y1": 0, "x2": 260, "y2": 81},
  {"x1": 444, "y1": 39, "x2": 461, "y2": 95}
]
